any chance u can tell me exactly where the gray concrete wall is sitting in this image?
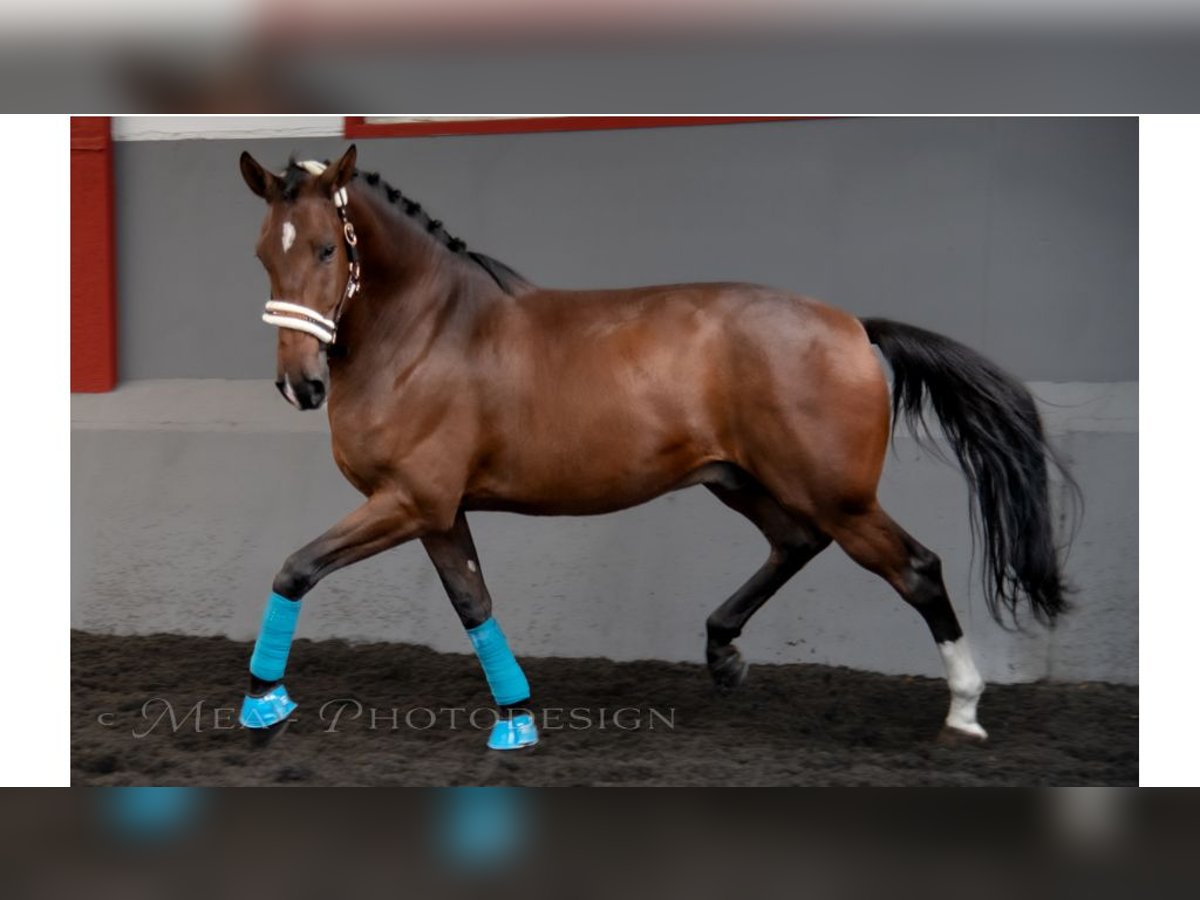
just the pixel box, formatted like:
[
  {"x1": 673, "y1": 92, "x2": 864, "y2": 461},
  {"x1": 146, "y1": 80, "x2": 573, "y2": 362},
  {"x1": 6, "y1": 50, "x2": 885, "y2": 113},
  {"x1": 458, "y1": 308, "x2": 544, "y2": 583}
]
[
  {"x1": 113, "y1": 117, "x2": 1136, "y2": 382},
  {"x1": 78, "y1": 118, "x2": 1138, "y2": 683}
]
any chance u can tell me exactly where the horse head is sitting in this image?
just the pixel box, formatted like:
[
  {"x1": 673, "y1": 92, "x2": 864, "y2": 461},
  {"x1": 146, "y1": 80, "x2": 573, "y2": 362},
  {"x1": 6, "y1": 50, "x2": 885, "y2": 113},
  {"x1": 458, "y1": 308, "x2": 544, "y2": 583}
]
[{"x1": 240, "y1": 144, "x2": 359, "y2": 410}]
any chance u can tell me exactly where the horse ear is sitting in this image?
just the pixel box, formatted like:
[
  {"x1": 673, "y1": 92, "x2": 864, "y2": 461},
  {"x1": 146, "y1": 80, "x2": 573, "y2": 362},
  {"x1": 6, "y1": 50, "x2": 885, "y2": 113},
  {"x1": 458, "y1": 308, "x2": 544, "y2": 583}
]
[
  {"x1": 240, "y1": 151, "x2": 279, "y2": 200},
  {"x1": 319, "y1": 144, "x2": 357, "y2": 194}
]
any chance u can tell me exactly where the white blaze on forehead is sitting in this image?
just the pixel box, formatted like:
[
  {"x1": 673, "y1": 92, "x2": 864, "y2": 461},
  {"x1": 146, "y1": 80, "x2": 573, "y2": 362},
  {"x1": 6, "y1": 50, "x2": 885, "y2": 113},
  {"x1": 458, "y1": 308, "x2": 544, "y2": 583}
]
[{"x1": 281, "y1": 221, "x2": 296, "y2": 254}]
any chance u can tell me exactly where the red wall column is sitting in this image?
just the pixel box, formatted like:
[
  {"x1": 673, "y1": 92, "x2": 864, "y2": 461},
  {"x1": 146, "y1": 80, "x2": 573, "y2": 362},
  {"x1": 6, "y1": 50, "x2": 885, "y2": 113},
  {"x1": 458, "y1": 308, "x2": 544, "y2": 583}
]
[{"x1": 71, "y1": 116, "x2": 117, "y2": 392}]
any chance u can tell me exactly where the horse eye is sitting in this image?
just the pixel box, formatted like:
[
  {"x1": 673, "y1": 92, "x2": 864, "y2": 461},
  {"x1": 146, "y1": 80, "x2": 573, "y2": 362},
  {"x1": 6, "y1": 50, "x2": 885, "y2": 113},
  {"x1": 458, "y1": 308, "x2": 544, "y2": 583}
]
[{"x1": 318, "y1": 244, "x2": 336, "y2": 262}]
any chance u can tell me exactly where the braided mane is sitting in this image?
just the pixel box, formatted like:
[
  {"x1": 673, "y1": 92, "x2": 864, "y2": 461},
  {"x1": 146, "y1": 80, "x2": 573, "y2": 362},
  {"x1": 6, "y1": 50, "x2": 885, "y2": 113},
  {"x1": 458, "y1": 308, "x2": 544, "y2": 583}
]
[{"x1": 281, "y1": 157, "x2": 529, "y2": 295}]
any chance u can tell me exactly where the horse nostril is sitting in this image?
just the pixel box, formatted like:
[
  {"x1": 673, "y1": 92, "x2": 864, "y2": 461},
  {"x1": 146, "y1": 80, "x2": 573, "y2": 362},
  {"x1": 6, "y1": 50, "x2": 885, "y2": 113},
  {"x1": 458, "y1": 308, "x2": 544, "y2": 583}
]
[
  {"x1": 306, "y1": 379, "x2": 326, "y2": 406},
  {"x1": 276, "y1": 376, "x2": 323, "y2": 410}
]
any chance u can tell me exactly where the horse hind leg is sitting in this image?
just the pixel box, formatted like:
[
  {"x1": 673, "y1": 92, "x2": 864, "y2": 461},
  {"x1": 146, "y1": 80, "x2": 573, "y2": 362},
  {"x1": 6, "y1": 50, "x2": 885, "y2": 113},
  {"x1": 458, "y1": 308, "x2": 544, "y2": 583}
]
[
  {"x1": 705, "y1": 476, "x2": 831, "y2": 689},
  {"x1": 824, "y1": 503, "x2": 987, "y2": 740}
]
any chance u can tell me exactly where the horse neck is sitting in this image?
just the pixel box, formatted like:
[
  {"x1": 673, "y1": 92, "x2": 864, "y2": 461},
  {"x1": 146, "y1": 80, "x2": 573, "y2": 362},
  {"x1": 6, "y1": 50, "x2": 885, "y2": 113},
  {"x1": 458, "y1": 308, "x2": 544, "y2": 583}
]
[{"x1": 331, "y1": 189, "x2": 501, "y2": 381}]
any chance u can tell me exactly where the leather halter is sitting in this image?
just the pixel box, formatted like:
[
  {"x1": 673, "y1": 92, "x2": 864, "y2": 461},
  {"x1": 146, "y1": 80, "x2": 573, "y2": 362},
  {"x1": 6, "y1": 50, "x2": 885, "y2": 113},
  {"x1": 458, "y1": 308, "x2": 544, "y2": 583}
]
[{"x1": 261, "y1": 161, "x2": 362, "y2": 347}]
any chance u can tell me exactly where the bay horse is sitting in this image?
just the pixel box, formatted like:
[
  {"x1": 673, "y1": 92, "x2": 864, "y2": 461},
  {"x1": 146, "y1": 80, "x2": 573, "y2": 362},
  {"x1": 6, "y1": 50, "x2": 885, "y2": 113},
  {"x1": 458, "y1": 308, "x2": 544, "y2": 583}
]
[{"x1": 237, "y1": 144, "x2": 1072, "y2": 750}]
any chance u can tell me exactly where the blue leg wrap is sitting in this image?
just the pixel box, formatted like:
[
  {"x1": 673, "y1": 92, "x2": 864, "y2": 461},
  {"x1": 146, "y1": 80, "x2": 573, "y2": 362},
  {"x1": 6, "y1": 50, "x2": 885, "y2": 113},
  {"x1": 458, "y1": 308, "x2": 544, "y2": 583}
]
[
  {"x1": 466, "y1": 617, "x2": 530, "y2": 707},
  {"x1": 241, "y1": 592, "x2": 301, "y2": 730},
  {"x1": 466, "y1": 619, "x2": 537, "y2": 750},
  {"x1": 249, "y1": 592, "x2": 301, "y2": 681}
]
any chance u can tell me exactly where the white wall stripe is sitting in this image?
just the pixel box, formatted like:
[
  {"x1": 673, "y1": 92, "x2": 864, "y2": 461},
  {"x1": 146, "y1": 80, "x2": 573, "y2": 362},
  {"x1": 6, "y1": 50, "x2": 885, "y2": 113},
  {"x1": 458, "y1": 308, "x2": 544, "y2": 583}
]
[
  {"x1": 112, "y1": 116, "x2": 606, "y2": 141},
  {"x1": 112, "y1": 117, "x2": 345, "y2": 142}
]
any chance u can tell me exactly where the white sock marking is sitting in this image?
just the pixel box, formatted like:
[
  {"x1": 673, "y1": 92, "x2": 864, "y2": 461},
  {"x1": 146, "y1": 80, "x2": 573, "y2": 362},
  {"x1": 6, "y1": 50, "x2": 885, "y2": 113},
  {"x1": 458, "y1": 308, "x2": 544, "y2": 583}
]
[
  {"x1": 282, "y1": 221, "x2": 296, "y2": 253},
  {"x1": 938, "y1": 638, "x2": 987, "y2": 738}
]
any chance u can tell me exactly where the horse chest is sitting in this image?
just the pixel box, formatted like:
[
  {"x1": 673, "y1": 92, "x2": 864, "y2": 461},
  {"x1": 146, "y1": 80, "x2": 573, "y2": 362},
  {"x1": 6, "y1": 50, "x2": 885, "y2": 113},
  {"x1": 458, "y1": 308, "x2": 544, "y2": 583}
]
[
  {"x1": 327, "y1": 407, "x2": 398, "y2": 489},
  {"x1": 328, "y1": 403, "x2": 471, "y2": 499}
]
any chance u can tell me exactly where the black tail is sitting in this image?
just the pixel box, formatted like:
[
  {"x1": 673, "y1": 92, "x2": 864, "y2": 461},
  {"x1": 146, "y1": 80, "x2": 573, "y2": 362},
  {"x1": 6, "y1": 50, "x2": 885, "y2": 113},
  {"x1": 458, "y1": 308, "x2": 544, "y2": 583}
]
[{"x1": 860, "y1": 317, "x2": 1077, "y2": 626}]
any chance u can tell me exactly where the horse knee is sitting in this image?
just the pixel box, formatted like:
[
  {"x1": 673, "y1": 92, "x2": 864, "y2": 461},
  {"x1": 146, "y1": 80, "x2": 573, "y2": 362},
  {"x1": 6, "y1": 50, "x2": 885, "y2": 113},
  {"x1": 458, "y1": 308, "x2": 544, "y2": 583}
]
[{"x1": 273, "y1": 554, "x2": 317, "y2": 600}]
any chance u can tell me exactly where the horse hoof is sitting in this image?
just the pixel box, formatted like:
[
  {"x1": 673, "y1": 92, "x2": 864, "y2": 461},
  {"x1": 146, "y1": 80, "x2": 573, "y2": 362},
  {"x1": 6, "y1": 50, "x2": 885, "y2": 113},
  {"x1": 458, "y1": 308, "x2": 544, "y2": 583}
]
[
  {"x1": 487, "y1": 713, "x2": 539, "y2": 751},
  {"x1": 709, "y1": 649, "x2": 749, "y2": 690},
  {"x1": 936, "y1": 723, "x2": 988, "y2": 745},
  {"x1": 246, "y1": 719, "x2": 291, "y2": 747}
]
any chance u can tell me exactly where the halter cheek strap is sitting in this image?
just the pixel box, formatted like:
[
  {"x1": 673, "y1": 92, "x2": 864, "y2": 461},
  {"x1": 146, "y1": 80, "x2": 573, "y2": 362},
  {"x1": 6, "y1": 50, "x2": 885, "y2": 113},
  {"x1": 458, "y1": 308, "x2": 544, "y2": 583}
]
[{"x1": 260, "y1": 160, "x2": 362, "y2": 347}]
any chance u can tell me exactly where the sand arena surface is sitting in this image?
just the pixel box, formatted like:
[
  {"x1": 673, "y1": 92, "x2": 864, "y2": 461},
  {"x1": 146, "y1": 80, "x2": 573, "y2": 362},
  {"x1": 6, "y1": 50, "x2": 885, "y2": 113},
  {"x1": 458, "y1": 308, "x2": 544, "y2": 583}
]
[{"x1": 72, "y1": 631, "x2": 1137, "y2": 786}]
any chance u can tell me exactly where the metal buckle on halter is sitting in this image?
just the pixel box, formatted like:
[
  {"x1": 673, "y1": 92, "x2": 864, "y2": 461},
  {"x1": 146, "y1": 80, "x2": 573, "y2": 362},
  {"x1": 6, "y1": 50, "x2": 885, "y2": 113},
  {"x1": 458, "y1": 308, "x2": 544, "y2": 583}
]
[{"x1": 345, "y1": 259, "x2": 361, "y2": 299}]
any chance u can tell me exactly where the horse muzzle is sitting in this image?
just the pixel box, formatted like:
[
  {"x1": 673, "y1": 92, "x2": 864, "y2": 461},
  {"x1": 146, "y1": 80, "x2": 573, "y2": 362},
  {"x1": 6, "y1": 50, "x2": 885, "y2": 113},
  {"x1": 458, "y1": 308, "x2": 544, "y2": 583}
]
[{"x1": 276, "y1": 374, "x2": 327, "y2": 410}]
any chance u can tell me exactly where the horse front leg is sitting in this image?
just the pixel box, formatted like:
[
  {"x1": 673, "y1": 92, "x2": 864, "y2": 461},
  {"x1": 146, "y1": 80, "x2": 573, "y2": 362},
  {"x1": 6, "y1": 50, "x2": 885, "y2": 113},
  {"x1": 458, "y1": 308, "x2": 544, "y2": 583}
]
[
  {"x1": 239, "y1": 491, "x2": 426, "y2": 731},
  {"x1": 422, "y1": 510, "x2": 538, "y2": 751}
]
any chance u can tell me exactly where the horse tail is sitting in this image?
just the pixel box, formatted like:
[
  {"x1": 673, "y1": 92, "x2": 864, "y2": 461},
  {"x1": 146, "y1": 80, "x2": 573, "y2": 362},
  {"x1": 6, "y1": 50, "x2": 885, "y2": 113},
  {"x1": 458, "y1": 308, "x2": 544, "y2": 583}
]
[{"x1": 859, "y1": 317, "x2": 1077, "y2": 626}]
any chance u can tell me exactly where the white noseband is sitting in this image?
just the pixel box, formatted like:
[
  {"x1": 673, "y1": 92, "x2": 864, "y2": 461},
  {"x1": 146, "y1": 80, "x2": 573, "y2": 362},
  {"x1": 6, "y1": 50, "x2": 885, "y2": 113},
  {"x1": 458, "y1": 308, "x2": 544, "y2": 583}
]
[{"x1": 262, "y1": 300, "x2": 337, "y2": 345}]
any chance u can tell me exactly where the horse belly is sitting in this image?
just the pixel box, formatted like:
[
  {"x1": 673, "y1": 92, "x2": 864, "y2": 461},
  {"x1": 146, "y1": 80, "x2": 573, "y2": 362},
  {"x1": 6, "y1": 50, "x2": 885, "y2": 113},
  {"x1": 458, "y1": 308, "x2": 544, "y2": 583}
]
[{"x1": 470, "y1": 388, "x2": 719, "y2": 515}]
